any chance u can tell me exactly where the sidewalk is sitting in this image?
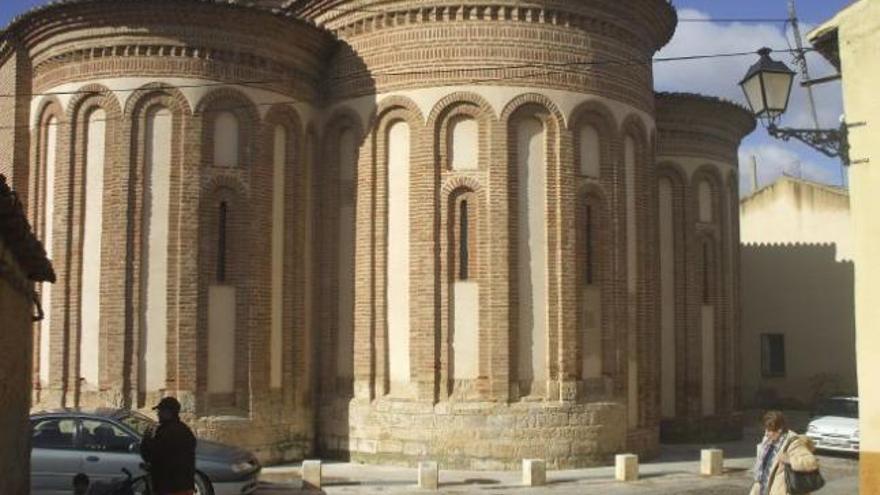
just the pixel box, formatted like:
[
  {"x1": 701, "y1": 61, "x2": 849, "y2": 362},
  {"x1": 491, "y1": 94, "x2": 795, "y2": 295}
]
[{"x1": 255, "y1": 426, "x2": 859, "y2": 494}]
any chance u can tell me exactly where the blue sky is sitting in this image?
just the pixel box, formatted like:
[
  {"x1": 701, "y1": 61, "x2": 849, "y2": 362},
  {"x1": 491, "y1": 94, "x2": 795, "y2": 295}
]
[{"x1": 1, "y1": 0, "x2": 855, "y2": 193}]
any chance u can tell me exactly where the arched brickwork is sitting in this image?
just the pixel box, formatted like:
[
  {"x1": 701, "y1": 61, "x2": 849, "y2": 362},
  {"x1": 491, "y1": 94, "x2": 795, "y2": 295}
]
[
  {"x1": 196, "y1": 175, "x2": 252, "y2": 415},
  {"x1": 574, "y1": 182, "x2": 614, "y2": 396},
  {"x1": 257, "y1": 104, "x2": 306, "y2": 413},
  {"x1": 655, "y1": 162, "x2": 690, "y2": 422},
  {"x1": 619, "y1": 113, "x2": 657, "y2": 435},
  {"x1": 62, "y1": 84, "x2": 123, "y2": 407},
  {"x1": 29, "y1": 96, "x2": 65, "y2": 404},
  {"x1": 121, "y1": 83, "x2": 191, "y2": 408},
  {"x1": 370, "y1": 96, "x2": 425, "y2": 398},
  {"x1": 195, "y1": 88, "x2": 260, "y2": 170},
  {"x1": 428, "y1": 92, "x2": 495, "y2": 174},
  {"x1": 504, "y1": 95, "x2": 564, "y2": 400}
]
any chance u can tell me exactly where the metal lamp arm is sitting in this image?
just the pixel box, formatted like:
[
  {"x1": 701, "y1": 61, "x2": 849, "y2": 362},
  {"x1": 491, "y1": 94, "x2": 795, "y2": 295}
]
[{"x1": 766, "y1": 123, "x2": 850, "y2": 165}]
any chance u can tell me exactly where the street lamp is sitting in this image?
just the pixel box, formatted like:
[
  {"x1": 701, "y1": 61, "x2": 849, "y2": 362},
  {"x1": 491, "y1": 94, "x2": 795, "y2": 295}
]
[{"x1": 739, "y1": 47, "x2": 850, "y2": 165}]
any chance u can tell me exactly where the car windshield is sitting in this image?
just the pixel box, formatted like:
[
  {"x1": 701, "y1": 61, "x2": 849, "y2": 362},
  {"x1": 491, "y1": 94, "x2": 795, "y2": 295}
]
[
  {"x1": 816, "y1": 399, "x2": 859, "y2": 418},
  {"x1": 118, "y1": 411, "x2": 156, "y2": 437}
]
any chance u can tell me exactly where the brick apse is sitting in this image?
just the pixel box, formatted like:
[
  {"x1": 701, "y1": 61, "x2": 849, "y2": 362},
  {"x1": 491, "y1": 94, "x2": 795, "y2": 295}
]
[{"x1": 0, "y1": 0, "x2": 754, "y2": 468}]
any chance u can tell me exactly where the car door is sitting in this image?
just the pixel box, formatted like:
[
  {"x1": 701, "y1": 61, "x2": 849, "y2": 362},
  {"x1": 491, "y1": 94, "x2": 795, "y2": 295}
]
[
  {"x1": 78, "y1": 418, "x2": 145, "y2": 484},
  {"x1": 30, "y1": 417, "x2": 82, "y2": 494}
]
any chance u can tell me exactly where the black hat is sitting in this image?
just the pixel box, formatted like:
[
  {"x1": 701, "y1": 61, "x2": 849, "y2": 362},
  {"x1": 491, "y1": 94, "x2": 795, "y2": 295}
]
[{"x1": 152, "y1": 396, "x2": 181, "y2": 414}]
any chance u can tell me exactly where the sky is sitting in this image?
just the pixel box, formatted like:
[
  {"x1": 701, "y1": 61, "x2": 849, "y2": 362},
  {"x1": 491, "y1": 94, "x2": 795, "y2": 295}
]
[
  {"x1": 659, "y1": 0, "x2": 855, "y2": 194},
  {"x1": 1, "y1": 0, "x2": 856, "y2": 194}
]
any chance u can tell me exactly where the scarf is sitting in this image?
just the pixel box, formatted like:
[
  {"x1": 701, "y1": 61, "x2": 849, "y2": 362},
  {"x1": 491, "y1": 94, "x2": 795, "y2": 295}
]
[{"x1": 754, "y1": 431, "x2": 788, "y2": 494}]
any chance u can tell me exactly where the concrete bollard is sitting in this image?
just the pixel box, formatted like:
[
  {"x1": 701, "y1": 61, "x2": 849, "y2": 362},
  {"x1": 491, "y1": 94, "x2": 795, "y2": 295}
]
[
  {"x1": 522, "y1": 459, "x2": 546, "y2": 486},
  {"x1": 615, "y1": 454, "x2": 639, "y2": 482},
  {"x1": 418, "y1": 461, "x2": 439, "y2": 490},
  {"x1": 301, "y1": 460, "x2": 322, "y2": 490},
  {"x1": 701, "y1": 449, "x2": 724, "y2": 476}
]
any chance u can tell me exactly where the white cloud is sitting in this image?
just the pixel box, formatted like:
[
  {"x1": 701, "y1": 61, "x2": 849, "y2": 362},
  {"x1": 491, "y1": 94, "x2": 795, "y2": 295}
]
[
  {"x1": 654, "y1": 8, "x2": 843, "y2": 130},
  {"x1": 737, "y1": 142, "x2": 844, "y2": 195}
]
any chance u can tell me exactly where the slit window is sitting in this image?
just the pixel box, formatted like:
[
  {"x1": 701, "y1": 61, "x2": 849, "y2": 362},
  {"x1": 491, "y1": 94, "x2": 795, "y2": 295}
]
[
  {"x1": 217, "y1": 201, "x2": 228, "y2": 282},
  {"x1": 459, "y1": 199, "x2": 469, "y2": 280},
  {"x1": 702, "y1": 240, "x2": 711, "y2": 304},
  {"x1": 586, "y1": 204, "x2": 595, "y2": 285}
]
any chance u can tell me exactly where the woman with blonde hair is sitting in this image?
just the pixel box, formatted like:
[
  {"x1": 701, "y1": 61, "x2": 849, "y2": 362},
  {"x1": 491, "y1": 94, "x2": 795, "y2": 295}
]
[{"x1": 750, "y1": 410, "x2": 821, "y2": 495}]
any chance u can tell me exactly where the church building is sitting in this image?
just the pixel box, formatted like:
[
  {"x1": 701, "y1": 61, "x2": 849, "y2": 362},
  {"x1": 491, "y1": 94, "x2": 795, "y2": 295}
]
[{"x1": 0, "y1": 0, "x2": 754, "y2": 468}]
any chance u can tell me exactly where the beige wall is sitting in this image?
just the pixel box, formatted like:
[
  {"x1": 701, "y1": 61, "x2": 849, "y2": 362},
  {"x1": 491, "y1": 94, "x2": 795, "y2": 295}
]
[
  {"x1": 740, "y1": 176, "x2": 856, "y2": 408},
  {"x1": 516, "y1": 116, "x2": 548, "y2": 396},
  {"x1": 38, "y1": 117, "x2": 56, "y2": 386},
  {"x1": 810, "y1": 1, "x2": 880, "y2": 490},
  {"x1": 741, "y1": 244, "x2": 856, "y2": 408},
  {"x1": 270, "y1": 125, "x2": 286, "y2": 390},
  {"x1": 80, "y1": 109, "x2": 105, "y2": 390},
  {"x1": 387, "y1": 120, "x2": 411, "y2": 395},
  {"x1": 740, "y1": 177, "x2": 852, "y2": 261},
  {"x1": 143, "y1": 108, "x2": 171, "y2": 393},
  {"x1": 207, "y1": 285, "x2": 236, "y2": 394}
]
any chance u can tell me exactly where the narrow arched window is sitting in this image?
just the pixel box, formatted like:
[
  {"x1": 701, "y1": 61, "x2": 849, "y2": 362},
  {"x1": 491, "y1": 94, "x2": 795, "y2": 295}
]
[
  {"x1": 459, "y1": 199, "x2": 470, "y2": 280},
  {"x1": 217, "y1": 201, "x2": 228, "y2": 282},
  {"x1": 702, "y1": 239, "x2": 711, "y2": 304},
  {"x1": 585, "y1": 204, "x2": 594, "y2": 285}
]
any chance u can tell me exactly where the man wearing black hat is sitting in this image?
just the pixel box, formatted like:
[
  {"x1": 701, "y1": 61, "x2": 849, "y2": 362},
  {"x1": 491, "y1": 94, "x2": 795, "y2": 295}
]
[{"x1": 141, "y1": 397, "x2": 197, "y2": 495}]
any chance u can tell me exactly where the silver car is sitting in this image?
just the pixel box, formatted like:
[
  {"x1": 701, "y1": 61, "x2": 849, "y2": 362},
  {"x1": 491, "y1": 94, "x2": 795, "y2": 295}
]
[
  {"x1": 30, "y1": 409, "x2": 260, "y2": 495},
  {"x1": 806, "y1": 396, "x2": 859, "y2": 454}
]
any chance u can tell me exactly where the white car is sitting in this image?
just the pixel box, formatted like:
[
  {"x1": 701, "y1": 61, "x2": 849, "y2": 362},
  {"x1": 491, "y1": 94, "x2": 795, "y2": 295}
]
[{"x1": 806, "y1": 396, "x2": 859, "y2": 454}]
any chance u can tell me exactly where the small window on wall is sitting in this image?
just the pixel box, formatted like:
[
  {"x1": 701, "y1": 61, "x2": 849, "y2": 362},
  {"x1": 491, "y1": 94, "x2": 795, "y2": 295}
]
[
  {"x1": 217, "y1": 201, "x2": 228, "y2": 283},
  {"x1": 702, "y1": 240, "x2": 711, "y2": 304},
  {"x1": 459, "y1": 200, "x2": 470, "y2": 280},
  {"x1": 452, "y1": 192, "x2": 475, "y2": 281},
  {"x1": 761, "y1": 334, "x2": 786, "y2": 377},
  {"x1": 585, "y1": 204, "x2": 595, "y2": 285}
]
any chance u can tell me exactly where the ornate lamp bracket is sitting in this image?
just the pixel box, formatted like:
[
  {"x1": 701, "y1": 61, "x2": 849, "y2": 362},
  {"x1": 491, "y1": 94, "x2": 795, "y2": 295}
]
[{"x1": 766, "y1": 122, "x2": 851, "y2": 166}]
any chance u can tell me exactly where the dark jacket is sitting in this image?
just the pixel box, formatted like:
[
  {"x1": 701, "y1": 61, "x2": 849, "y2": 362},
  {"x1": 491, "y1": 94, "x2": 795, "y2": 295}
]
[{"x1": 140, "y1": 418, "x2": 196, "y2": 493}]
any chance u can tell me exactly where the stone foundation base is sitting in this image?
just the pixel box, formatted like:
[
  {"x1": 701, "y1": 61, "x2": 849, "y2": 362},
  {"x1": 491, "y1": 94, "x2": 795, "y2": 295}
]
[
  {"x1": 659, "y1": 413, "x2": 743, "y2": 444},
  {"x1": 320, "y1": 398, "x2": 640, "y2": 470},
  {"x1": 33, "y1": 391, "x2": 315, "y2": 465},
  {"x1": 626, "y1": 427, "x2": 660, "y2": 459}
]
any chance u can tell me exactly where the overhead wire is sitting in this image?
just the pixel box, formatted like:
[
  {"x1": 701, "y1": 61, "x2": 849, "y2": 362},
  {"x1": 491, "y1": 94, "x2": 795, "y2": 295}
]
[
  {"x1": 0, "y1": 47, "x2": 809, "y2": 101},
  {"x1": 0, "y1": 46, "x2": 807, "y2": 131}
]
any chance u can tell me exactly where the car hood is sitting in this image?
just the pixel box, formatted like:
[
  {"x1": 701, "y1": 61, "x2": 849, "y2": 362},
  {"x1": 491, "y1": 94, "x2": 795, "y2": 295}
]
[
  {"x1": 809, "y1": 416, "x2": 858, "y2": 435},
  {"x1": 195, "y1": 439, "x2": 254, "y2": 462}
]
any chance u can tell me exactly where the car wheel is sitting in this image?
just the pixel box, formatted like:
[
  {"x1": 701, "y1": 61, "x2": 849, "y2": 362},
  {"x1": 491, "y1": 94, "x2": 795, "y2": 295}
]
[{"x1": 194, "y1": 472, "x2": 213, "y2": 495}]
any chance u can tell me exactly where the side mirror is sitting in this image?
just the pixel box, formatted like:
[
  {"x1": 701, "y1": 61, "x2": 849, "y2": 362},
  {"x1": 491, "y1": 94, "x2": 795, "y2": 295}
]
[{"x1": 128, "y1": 442, "x2": 140, "y2": 453}]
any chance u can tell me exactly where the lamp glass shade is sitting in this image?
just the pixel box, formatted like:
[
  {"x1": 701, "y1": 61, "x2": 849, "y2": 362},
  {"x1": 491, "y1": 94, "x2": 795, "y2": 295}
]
[
  {"x1": 741, "y1": 72, "x2": 767, "y2": 115},
  {"x1": 761, "y1": 71, "x2": 795, "y2": 117},
  {"x1": 739, "y1": 48, "x2": 796, "y2": 126}
]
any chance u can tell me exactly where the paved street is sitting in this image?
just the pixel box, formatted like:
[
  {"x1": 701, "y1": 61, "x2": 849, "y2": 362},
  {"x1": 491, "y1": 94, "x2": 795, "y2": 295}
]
[{"x1": 253, "y1": 425, "x2": 859, "y2": 494}]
